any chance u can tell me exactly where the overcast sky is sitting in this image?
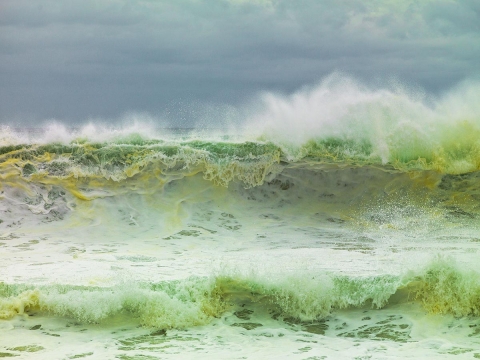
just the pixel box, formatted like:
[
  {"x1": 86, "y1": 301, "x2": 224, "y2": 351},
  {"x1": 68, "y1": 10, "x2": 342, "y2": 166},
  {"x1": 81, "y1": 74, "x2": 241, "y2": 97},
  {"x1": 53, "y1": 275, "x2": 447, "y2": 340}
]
[{"x1": 1, "y1": 0, "x2": 479, "y2": 126}]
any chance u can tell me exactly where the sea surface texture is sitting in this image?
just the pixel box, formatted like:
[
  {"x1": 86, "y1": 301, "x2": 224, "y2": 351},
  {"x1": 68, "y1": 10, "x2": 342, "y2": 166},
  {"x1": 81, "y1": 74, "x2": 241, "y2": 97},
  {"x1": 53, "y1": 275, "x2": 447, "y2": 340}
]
[{"x1": 2, "y1": 82, "x2": 480, "y2": 359}]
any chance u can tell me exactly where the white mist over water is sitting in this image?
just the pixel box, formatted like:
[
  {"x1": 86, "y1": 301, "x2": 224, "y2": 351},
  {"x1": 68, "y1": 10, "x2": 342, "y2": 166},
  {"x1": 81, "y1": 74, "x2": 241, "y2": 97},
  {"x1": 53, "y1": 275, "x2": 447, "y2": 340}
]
[{"x1": 246, "y1": 75, "x2": 480, "y2": 168}]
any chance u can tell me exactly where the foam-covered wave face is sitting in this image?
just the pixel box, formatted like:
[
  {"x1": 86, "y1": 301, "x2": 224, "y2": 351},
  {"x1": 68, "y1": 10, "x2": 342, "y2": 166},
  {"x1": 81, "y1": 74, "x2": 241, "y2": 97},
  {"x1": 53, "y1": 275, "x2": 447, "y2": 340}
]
[
  {"x1": 1, "y1": 257, "x2": 479, "y2": 328},
  {"x1": 1, "y1": 138, "x2": 479, "y2": 234},
  {"x1": 248, "y1": 74, "x2": 480, "y2": 174}
]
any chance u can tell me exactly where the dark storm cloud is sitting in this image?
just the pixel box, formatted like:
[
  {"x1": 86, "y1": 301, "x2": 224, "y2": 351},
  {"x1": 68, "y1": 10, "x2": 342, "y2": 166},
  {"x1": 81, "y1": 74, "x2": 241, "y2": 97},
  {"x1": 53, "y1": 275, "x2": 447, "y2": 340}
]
[{"x1": 1, "y1": 0, "x2": 479, "y2": 125}]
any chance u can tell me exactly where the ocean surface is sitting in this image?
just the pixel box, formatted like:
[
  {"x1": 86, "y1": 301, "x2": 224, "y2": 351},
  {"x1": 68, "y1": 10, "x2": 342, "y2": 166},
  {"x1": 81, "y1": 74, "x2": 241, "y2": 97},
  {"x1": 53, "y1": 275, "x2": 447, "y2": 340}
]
[{"x1": 2, "y1": 80, "x2": 480, "y2": 359}]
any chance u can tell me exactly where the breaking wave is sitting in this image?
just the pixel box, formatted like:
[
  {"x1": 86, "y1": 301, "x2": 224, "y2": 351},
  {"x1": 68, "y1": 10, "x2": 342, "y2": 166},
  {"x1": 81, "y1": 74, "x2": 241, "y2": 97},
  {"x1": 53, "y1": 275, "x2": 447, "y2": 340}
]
[{"x1": 1, "y1": 257, "x2": 479, "y2": 328}]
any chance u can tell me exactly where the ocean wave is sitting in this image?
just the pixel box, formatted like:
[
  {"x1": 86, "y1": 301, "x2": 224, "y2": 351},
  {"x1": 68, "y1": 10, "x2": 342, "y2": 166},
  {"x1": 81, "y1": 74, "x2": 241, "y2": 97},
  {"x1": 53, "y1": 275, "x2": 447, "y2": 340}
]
[
  {"x1": 3, "y1": 76, "x2": 480, "y2": 178},
  {"x1": 1, "y1": 257, "x2": 479, "y2": 328},
  {"x1": 1, "y1": 143, "x2": 479, "y2": 234},
  {"x1": 2, "y1": 129, "x2": 480, "y2": 198}
]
